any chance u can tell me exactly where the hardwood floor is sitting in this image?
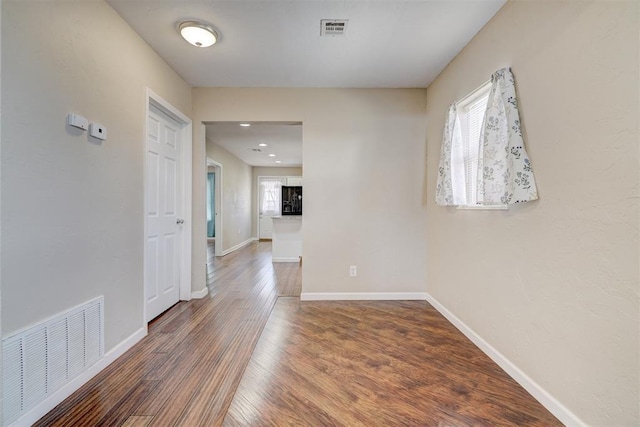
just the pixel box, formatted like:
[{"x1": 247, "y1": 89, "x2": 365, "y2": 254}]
[
  {"x1": 35, "y1": 241, "x2": 300, "y2": 426},
  {"x1": 224, "y1": 298, "x2": 561, "y2": 426},
  {"x1": 36, "y1": 241, "x2": 559, "y2": 426}
]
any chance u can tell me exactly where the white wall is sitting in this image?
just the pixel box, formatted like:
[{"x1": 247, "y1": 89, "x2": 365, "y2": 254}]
[
  {"x1": 1, "y1": 0, "x2": 192, "y2": 351},
  {"x1": 252, "y1": 166, "x2": 303, "y2": 237},
  {"x1": 192, "y1": 88, "x2": 428, "y2": 296},
  {"x1": 206, "y1": 142, "x2": 253, "y2": 252},
  {"x1": 425, "y1": 1, "x2": 638, "y2": 425}
]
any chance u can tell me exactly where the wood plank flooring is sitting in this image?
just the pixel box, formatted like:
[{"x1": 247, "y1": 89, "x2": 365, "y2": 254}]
[
  {"x1": 35, "y1": 241, "x2": 300, "y2": 426},
  {"x1": 224, "y1": 298, "x2": 561, "y2": 426},
  {"x1": 36, "y1": 241, "x2": 559, "y2": 426}
]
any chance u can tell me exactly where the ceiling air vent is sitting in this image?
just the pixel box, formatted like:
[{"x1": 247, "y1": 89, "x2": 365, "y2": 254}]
[
  {"x1": 251, "y1": 148, "x2": 262, "y2": 152},
  {"x1": 320, "y1": 19, "x2": 348, "y2": 37}
]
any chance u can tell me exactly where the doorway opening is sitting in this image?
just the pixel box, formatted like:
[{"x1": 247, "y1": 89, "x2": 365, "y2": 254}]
[
  {"x1": 206, "y1": 158, "x2": 223, "y2": 257},
  {"x1": 203, "y1": 121, "x2": 302, "y2": 263},
  {"x1": 207, "y1": 168, "x2": 216, "y2": 239},
  {"x1": 258, "y1": 176, "x2": 286, "y2": 240}
]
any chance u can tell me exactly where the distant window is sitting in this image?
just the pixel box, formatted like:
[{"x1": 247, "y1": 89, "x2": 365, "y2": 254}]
[{"x1": 259, "y1": 178, "x2": 284, "y2": 215}]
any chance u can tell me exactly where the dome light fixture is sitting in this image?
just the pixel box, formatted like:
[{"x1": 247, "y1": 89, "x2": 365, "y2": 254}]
[{"x1": 179, "y1": 21, "x2": 218, "y2": 48}]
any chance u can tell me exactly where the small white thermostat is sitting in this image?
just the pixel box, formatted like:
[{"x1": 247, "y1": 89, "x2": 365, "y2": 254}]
[
  {"x1": 89, "y1": 123, "x2": 107, "y2": 141},
  {"x1": 67, "y1": 113, "x2": 88, "y2": 131}
]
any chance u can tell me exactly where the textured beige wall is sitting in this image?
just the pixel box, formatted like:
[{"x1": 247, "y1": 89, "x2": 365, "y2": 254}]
[
  {"x1": 206, "y1": 142, "x2": 253, "y2": 252},
  {"x1": 192, "y1": 88, "x2": 427, "y2": 295},
  {"x1": 251, "y1": 166, "x2": 303, "y2": 237},
  {"x1": 425, "y1": 1, "x2": 638, "y2": 425},
  {"x1": 1, "y1": 0, "x2": 192, "y2": 350}
]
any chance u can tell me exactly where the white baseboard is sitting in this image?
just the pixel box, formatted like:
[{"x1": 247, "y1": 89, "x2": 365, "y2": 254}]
[
  {"x1": 300, "y1": 292, "x2": 429, "y2": 301},
  {"x1": 11, "y1": 327, "x2": 147, "y2": 427},
  {"x1": 191, "y1": 287, "x2": 209, "y2": 299},
  {"x1": 221, "y1": 237, "x2": 257, "y2": 256},
  {"x1": 272, "y1": 257, "x2": 300, "y2": 263},
  {"x1": 423, "y1": 292, "x2": 584, "y2": 427}
]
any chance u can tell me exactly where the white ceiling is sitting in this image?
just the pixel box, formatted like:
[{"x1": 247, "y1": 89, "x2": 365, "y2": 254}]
[
  {"x1": 107, "y1": 0, "x2": 505, "y2": 88},
  {"x1": 206, "y1": 122, "x2": 303, "y2": 167}
]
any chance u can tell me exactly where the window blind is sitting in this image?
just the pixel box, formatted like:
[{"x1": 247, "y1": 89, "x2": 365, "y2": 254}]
[{"x1": 463, "y1": 94, "x2": 489, "y2": 204}]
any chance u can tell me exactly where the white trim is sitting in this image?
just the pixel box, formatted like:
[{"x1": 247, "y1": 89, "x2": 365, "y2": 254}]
[
  {"x1": 221, "y1": 238, "x2": 257, "y2": 256},
  {"x1": 144, "y1": 89, "x2": 193, "y2": 323},
  {"x1": 455, "y1": 79, "x2": 492, "y2": 107},
  {"x1": 207, "y1": 156, "x2": 223, "y2": 257},
  {"x1": 10, "y1": 327, "x2": 147, "y2": 427},
  {"x1": 272, "y1": 257, "x2": 300, "y2": 263},
  {"x1": 191, "y1": 287, "x2": 209, "y2": 299},
  {"x1": 457, "y1": 205, "x2": 508, "y2": 210},
  {"x1": 300, "y1": 292, "x2": 429, "y2": 301},
  {"x1": 423, "y1": 292, "x2": 585, "y2": 427}
]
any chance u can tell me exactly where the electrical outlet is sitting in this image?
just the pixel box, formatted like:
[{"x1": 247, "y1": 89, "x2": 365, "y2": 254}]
[{"x1": 349, "y1": 265, "x2": 357, "y2": 277}]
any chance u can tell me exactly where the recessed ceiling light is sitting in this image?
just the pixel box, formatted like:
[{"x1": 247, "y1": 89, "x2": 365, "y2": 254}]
[
  {"x1": 240, "y1": 123, "x2": 251, "y2": 127},
  {"x1": 258, "y1": 143, "x2": 267, "y2": 147},
  {"x1": 275, "y1": 160, "x2": 282, "y2": 164},
  {"x1": 268, "y1": 154, "x2": 276, "y2": 157},
  {"x1": 179, "y1": 21, "x2": 218, "y2": 48}
]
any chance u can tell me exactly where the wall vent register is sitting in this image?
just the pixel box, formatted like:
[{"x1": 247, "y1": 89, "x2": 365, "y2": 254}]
[
  {"x1": 2, "y1": 297, "x2": 104, "y2": 425},
  {"x1": 321, "y1": 19, "x2": 348, "y2": 37}
]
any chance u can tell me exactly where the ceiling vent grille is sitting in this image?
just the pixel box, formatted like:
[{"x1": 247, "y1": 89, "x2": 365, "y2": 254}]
[{"x1": 320, "y1": 20, "x2": 348, "y2": 37}]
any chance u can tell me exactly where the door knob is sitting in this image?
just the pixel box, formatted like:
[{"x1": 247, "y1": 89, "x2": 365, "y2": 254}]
[{"x1": 176, "y1": 218, "x2": 185, "y2": 224}]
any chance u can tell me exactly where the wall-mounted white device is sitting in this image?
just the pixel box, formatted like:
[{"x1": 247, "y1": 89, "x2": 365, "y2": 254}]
[
  {"x1": 67, "y1": 113, "x2": 88, "y2": 131},
  {"x1": 89, "y1": 123, "x2": 107, "y2": 141}
]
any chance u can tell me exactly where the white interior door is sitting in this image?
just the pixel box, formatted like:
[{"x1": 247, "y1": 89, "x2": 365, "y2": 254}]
[
  {"x1": 145, "y1": 105, "x2": 182, "y2": 321},
  {"x1": 258, "y1": 177, "x2": 285, "y2": 239}
]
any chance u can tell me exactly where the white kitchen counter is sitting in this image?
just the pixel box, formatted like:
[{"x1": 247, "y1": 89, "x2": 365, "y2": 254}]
[{"x1": 272, "y1": 216, "x2": 302, "y2": 262}]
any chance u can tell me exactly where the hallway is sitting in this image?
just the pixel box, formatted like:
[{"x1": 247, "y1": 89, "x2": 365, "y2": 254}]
[{"x1": 36, "y1": 241, "x2": 301, "y2": 426}]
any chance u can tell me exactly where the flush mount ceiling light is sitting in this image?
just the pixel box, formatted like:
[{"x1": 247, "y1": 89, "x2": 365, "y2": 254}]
[
  {"x1": 258, "y1": 143, "x2": 267, "y2": 147},
  {"x1": 239, "y1": 123, "x2": 251, "y2": 127},
  {"x1": 268, "y1": 154, "x2": 276, "y2": 157},
  {"x1": 179, "y1": 21, "x2": 218, "y2": 48}
]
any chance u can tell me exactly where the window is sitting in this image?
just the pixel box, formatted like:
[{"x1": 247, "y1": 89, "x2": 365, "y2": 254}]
[
  {"x1": 451, "y1": 82, "x2": 496, "y2": 207},
  {"x1": 436, "y1": 68, "x2": 537, "y2": 207},
  {"x1": 259, "y1": 178, "x2": 284, "y2": 215}
]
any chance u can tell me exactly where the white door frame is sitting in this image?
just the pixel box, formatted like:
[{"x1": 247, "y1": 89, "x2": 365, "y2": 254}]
[
  {"x1": 144, "y1": 88, "x2": 192, "y2": 325},
  {"x1": 206, "y1": 157, "x2": 223, "y2": 256}
]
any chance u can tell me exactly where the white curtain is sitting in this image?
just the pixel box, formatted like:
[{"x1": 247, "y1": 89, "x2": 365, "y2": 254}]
[
  {"x1": 435, "y1": 67, "x2": 538, "y2": 206},
  {"x1": 260, "y1": 179, "x2": 283, "y2": 215},
  {"x1": 436, "y1": 104, "x2": 466, "y2": 205},
  {"x1": 477, "y1": 68, "x2": 538, "y2": 205}
]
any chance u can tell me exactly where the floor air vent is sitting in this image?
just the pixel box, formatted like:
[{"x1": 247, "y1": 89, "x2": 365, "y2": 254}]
[{"x1": 2, "y1": 297, "x2": 104, "y2": 425}]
